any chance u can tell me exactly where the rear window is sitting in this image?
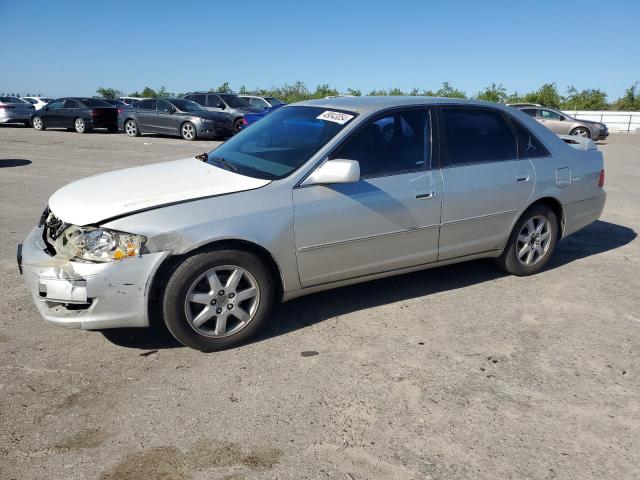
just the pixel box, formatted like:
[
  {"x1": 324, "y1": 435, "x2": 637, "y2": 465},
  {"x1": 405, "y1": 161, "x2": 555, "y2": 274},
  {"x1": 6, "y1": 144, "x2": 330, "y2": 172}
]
[
  {"x1": 81, "y1": 98, "x2": 112, "y2": 108},
  {"x1": 442, "y1": 107, "x2": 517, "y2": 166}
]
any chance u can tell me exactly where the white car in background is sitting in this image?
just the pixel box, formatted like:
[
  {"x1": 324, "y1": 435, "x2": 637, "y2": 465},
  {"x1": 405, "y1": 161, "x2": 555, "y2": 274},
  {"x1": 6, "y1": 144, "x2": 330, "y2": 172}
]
[{"x1": 22, "y1": 97, "x2": 53, "y2": 110}]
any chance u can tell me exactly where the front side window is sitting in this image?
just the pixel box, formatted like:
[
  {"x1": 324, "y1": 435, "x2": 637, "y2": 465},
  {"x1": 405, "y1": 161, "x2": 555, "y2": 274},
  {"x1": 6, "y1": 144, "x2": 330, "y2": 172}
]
[
  {"x1": 208, "y1": 106, "x2": 356, "y2": 180},
  {"x1": 219, "y1": 94, "x2": 251, "y2": 108},
  {"x1": 171, "y1": 99, "x2": 203, "y2": 112},
  {"x1": 521, "y1": 108, "x2": 538, "y2": 117},
  {"x1": 206, "y1": 95, "x2": 223, "y2": 108},
  {"x1": 156, "y1": 100, "x2": 173, "y2": 112},
  {"x1": 47, "y1": 100, "x2": 64, "y2": 110},
  {"x1": 333, "y1": 109, "x2": 430, "y2": 178},
  {"x1": 442, "y1": 107, "x2": 517, "y2": 166},
  {"x1": 540, "y1": 109, "x2": 562, "y2": 120},
  {"x1": 63, "y1": 99, "x2": 81, "y2": 108}
]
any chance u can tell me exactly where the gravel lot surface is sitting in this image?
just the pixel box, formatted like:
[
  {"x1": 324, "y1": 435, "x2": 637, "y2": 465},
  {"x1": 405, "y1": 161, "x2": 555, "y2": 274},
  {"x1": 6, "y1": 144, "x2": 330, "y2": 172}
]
[{"x1": 0, "y1": 126, "x2": 638, "y2": 480}]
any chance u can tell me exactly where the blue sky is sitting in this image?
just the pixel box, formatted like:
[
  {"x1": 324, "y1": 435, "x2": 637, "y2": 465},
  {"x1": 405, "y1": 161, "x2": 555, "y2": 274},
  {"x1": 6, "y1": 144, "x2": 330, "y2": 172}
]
[{"x1": 1, "y1": 0, "x2": 639, "y2": 100}]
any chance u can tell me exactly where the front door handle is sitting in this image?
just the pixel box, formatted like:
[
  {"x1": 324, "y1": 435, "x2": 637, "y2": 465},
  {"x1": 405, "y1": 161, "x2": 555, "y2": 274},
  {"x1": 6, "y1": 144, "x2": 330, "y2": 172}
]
[
  {"x1": 415, "y1": 190, "x2": 436, "y2": 200},
  {"x1": 516, "y1": 175, "x2": 530, "y2": 183}
]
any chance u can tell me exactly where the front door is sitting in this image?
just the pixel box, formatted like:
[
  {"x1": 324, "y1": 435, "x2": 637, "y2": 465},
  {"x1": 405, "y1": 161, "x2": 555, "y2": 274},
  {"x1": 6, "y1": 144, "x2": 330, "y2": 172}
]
[
  {"x1": 293, "y1": 108, "x2": 442, "y2": 287},
  {"x1": 437, "y1": 106, "x2": 535, "y2": 260}
]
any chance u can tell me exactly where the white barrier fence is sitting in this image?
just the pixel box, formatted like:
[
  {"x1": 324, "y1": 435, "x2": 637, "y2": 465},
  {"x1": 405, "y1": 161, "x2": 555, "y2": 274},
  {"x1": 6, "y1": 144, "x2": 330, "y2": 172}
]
[{"x1": 561, "y1": 110, "x2": 640, "y2": 133}]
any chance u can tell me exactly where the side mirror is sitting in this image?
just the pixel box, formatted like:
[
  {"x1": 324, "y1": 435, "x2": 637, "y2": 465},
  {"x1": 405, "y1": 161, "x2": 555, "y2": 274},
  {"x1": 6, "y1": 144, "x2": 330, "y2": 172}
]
[
  {"x1": 302, "y1": 159, "x2": 360, "y2": 186},
  {"x1": 558, "y1": 116, "x2": 565, "y2": 121}
]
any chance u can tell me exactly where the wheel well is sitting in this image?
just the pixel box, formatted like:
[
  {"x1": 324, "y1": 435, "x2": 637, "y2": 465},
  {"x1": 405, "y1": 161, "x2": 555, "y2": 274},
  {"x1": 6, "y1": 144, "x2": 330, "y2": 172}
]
[
  {"x1": 147, "y1": 239, "x2": 285, "y2": 326},
  {"x1": 527, "y1": 197, "x2": 564, "y2": 238},
  {"x1": 570, "y1": 126, "x2": 591, "y2": 137}
]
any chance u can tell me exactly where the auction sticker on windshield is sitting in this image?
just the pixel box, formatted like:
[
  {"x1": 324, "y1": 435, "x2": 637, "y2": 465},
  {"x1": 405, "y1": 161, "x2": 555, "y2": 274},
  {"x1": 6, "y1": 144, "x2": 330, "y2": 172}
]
[{"x1": 316, "y1": 111, "x2": 354, "y2": 124}]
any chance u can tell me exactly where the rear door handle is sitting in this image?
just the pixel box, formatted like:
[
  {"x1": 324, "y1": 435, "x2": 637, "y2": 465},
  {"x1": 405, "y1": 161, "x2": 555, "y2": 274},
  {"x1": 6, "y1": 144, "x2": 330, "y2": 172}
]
[
  {"x1": 415, "y1": 190, "x2": 436, "y2": 200},
  {"x1": 516, "y1": 175, "x2": 530, "y2": 183}
]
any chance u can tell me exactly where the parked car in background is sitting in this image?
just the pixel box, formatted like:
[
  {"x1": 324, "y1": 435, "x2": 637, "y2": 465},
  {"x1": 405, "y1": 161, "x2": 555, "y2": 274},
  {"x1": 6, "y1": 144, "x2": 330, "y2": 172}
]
[
  {"x1": 22, "y1": 96, "x2": 54, "y2": 110},
  {"x1": 239, "y1": 95, "x2": 286, "y2": 110},
  {"x1": 0, "y1": 96, "x2": 35, "y2": 125},
  {"x1": 18, "y1": 97, "x2": 606, "y2": 351},
  {"x1": 119, "y1": 98, "x2": 234, "y2": 140},
  {"x1": 513, "y1": 105, "x2": 608, "y2": 140},
  {"x1": 31, "y1": 97, "x2": 118, "y2": 133},
  {"x1": 183, "y1": 92, "x2": 261, "y2": 133},
  {"x1": 239, "y1": 103, "x2": 286, "y2": 130},
  {"x1": 119, "y1": 96, "x2": 144, "y2": 105}
]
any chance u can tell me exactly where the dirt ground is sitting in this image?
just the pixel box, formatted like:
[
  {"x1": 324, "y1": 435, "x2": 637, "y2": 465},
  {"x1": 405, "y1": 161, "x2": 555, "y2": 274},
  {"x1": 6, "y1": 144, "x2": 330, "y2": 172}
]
[{"x1": 0, "y1": 126, "x2": 638, "y2": 479}]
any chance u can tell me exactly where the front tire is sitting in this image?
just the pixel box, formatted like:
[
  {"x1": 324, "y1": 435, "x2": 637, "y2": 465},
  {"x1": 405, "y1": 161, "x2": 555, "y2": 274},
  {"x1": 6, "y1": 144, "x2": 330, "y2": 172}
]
[
  {"x1": 496, "y1": 204, "x2": 558, "y2": 276},
  {"x1": 233, "y1": 118, "x2": 243, "y2": 133},
  {"x1": 181, "y1": 121, "x2": 196, "y2": 141},
  {"x1": 570, "y1": 127, "x2": 591, "y2": 138},
  {"x1": 32, "y1": 116, "x2": 45, "y2": 130},
  {"x1": 162, "y1": 249, "x2": 274, "y2": 352}
]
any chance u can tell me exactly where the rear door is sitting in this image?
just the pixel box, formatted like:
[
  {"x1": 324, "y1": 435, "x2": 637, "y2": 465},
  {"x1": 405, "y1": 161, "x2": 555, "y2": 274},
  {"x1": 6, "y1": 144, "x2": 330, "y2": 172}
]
[
  {"x1": 437, "y1": 106, "x2": 535, "y2": 260},
  {"x1": 61, "y1": 99, "x2": 83, "y2": 128},
  {"x1": 293, "y1": 107, "x2": 442, "y2": 287},
  {"x1": 135, "y1": 99, "x2": 158, "y2": 132}
]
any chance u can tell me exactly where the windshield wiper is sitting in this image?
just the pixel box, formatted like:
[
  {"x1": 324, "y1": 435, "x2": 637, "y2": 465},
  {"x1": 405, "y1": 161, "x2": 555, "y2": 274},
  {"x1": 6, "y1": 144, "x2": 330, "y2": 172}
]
[{"x1": 209, "y1": 155, "x2": 238, "y2": 172}]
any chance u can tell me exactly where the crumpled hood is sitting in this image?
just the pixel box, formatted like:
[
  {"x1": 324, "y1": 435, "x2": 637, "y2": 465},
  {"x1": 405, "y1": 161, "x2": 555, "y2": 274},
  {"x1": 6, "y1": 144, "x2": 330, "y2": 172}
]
[{"x1": 48, "y1": 157, "x2": 271, "y2": 225}]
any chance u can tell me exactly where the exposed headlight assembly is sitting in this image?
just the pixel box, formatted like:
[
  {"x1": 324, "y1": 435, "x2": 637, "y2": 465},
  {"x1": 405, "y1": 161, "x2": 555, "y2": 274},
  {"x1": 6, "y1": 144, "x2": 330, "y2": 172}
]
[{"x1": 53, "y1": 226, "x2": 146, "y2": 262}]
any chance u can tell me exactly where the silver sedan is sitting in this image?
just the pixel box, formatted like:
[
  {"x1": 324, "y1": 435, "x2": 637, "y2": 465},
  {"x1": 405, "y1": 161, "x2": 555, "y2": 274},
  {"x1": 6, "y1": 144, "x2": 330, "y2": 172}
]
[
  {"x1": 19, "y1": 97, "x2": 606, "y2": 351},
  {"x1": 0, "y1": 96, "x2": 35, "y2": 125}
]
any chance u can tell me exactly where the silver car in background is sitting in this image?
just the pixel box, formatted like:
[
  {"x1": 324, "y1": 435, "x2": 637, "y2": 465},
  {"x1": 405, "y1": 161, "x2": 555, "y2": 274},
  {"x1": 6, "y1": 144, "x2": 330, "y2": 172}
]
[
  {"x1": 0, "y1": 96, "x2": 35, "y2": 125},
  {"x1": 514, "y1": 105, "x2": 609, "y2": 140},
  {"x1": 18, "y1": 97, "x2": 606, "y2": 351}
]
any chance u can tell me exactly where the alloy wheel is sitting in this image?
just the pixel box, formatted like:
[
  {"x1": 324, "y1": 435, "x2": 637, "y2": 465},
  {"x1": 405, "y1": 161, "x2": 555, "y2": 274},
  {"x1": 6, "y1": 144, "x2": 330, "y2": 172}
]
[
  {"x1": 516, "y1": 215, "x2": 552, "y2": 266},
  {"x1": 181, "y1": 123, "x2": 195, "y2": 140},
  {"x1": 32, "y1": 117, "x2": 43, "y2": 130},
  {"x1": 572, "y1": 128, "x2": 589, "y2": 138},
  {"x1": 125, "y1": 120, "x2": 137, "y2": 136},
  {"x1": 75, "y1": 118, "x2": 85, "y2": 133},
  {"x1": 184, "y1": 265, "x2": 260, "y2": 338}
]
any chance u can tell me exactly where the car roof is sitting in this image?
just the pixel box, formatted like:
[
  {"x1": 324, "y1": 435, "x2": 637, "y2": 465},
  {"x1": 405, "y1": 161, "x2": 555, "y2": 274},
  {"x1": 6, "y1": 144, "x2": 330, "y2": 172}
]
[{"x1": 293, "y1": 96, "x2": 510, "y2": 115}]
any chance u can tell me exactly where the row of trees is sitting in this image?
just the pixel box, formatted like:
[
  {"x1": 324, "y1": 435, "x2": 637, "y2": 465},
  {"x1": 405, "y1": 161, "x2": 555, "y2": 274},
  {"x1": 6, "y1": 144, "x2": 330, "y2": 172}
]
[{"x1": 96, "y1": 81, "x2": 640, "y2": 111}]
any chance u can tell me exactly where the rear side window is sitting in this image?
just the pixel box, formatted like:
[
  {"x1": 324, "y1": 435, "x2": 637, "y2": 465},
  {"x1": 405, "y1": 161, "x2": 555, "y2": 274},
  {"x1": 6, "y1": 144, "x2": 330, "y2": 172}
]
[
  {"x1": 521, "y1": 108, "x2": 538, "y2": 117},
  {"x1": 441, "y1": 107, "x2": 517, "y2": 166},
  {"x1": 334, "y1": 109, "x2": 430, "y2": 178},
  {"x1": 509, "y1": 118, "x2": 551, "y2": 158},
  {"x1": 189, "y1": 94, "x2": 206, "y2": 106},
  {"x1": 136, "y1": 99, "x2": 156, "y2": 110}
]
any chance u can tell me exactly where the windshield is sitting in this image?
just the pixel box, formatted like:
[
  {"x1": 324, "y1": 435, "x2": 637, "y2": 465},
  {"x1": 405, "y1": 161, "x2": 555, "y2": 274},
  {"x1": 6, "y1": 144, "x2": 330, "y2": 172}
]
[
  {"x1": 171, "y1": 99, "x2": 204, "y2": 112},
  {"x1": 207, "y1": 106, "x2": 356, "y2": 180},
  {"x1": 219, "y1": 94, "x2": 251, "y2": 108},
  {"x1": 266, "y1": 97, "x2": 285, "y2": 106}
]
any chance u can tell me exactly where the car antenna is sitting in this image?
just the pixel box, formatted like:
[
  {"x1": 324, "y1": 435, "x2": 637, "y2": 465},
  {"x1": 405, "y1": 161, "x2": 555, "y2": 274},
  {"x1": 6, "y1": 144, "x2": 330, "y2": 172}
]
[{"x1": 195, "y1": 152, "x2": 208, "y2": 162}]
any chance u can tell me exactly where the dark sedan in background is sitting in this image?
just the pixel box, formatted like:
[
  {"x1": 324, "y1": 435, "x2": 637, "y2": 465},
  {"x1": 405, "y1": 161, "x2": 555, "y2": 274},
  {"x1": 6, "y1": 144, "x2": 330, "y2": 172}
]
[
  {"x1": 31, "y1": 98, "x2": 118, "y2": 133},
  {"x1": 118, "y1": 98, "x2": 234, "y2": 141}
]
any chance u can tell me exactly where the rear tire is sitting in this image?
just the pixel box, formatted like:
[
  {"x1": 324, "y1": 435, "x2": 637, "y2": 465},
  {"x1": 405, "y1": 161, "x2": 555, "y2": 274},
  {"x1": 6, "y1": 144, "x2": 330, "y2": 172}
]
[
  {"x1": 161, "y1": 249, "x2": 274, "y2": 352},
  {"x1": 233, "y1": 118, "x2": 243, "y2": 133},
  {"x1": 32, "y1": 116, "x2": 45, "y2": 130},
  {"x1": 124, "y1": 119, "x2": 140, "y2": 137},
  {"x1": 74, "y1": 117, "x2": 87, "y2": 134},
  {"x1": 496, "y1": 204, "x2": 558, "y2": 276}
]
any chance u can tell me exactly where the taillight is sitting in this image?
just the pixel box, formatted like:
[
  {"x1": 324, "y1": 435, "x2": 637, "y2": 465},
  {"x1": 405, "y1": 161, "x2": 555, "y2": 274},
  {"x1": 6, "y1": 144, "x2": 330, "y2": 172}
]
[
  {"x1": 242, "y1": 118, "x2": 247, "y2": 125},
  {"x1": 90, "y1": 109, "x2": 103, "y2": 117},
  {"x1": 598, "y1": 169, "x2": 605, "y2": 187},
  {"x1": 117, "y1": 107, "x2": 124, "y2": 114}
]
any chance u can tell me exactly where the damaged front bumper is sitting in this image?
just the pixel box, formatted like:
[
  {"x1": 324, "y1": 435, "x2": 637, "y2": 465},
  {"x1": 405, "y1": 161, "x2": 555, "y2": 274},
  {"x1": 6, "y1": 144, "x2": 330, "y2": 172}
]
[{"x1": 18, "y1": 226, "x2": 169, "y2": 330}]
